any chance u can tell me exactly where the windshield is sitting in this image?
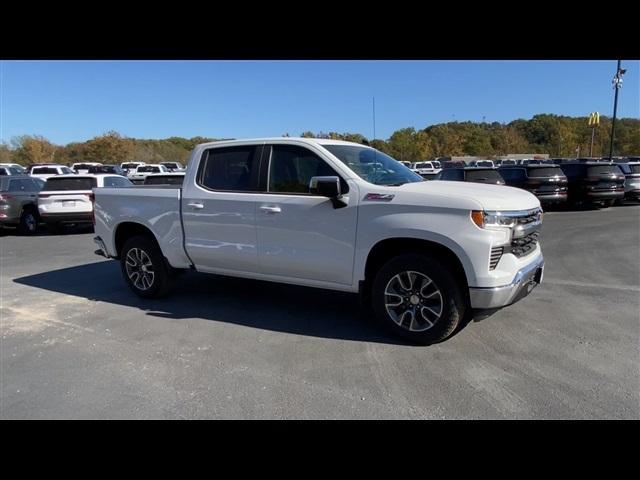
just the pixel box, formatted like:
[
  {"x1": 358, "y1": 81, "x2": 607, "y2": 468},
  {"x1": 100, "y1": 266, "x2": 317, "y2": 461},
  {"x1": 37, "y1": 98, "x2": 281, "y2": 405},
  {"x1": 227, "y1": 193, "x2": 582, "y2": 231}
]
[
  {"x1": 588, "y1": 165, "x2": 623, "y2": 176},
  {"x1": 415, "y1": 162, "x2": 432, "y2": 168},
  {"x1": 527, "y1": 167, "x2": 565, "y2": 177},
  {"x1": 322, "y1": 145, "x2": 423, "y2": 186}
]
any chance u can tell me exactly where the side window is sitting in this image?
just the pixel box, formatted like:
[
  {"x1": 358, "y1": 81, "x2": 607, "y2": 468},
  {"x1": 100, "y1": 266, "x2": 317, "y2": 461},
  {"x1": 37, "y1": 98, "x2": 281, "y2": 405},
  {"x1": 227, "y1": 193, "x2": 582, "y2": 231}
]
[
  {"x1": 268, "y1": 145, "x2": 345, "y2": 194},
  {"x1": 9, "y1": 180, "x2": 26, "y2": 191},
  {"x1": 499, "y1": 168, "x2": 525, "y2": 181},
  {"x1": 198, "y1": 146, "x2": 259, "y2": 192},
  {"x1": 441, "y1": 169, "x2": 463, "y2": 181},
  {"x1": 103, "y1": 176, "x2": 131, "y2": 187}
]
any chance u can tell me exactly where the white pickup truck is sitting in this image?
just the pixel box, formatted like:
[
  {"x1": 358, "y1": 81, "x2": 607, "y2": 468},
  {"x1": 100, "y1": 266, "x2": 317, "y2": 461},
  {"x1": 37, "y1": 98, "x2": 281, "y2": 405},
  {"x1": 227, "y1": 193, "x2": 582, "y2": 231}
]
[{"x1": 93, "y1": 138, "x2": 544, "y2": 344}]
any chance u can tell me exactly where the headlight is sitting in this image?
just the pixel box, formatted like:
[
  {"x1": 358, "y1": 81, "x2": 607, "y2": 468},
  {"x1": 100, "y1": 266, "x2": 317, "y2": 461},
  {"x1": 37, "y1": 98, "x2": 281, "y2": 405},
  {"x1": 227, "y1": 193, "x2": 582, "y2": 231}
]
[{"x1": 471, "y1": 210, "x2": 517, "y2": 229}]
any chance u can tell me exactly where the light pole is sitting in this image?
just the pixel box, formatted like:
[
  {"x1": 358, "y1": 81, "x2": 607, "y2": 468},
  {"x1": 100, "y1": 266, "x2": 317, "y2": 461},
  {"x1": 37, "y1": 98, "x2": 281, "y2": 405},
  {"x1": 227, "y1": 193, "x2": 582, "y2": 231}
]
[{"x1": 608, "y1": 60, "x2": 626, "y2": 160}]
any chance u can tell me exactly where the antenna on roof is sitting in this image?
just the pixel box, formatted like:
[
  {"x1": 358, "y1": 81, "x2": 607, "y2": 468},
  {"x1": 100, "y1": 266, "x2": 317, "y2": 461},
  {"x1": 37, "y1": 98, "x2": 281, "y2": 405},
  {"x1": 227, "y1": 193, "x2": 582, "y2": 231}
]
[{"x1": 372, "y1": 96, "x2": 376, "y2": 143}]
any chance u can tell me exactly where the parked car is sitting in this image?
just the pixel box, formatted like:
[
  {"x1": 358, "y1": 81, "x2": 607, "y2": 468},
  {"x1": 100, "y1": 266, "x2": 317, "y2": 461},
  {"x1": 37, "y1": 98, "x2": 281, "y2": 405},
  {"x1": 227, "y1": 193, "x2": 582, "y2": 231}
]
[
  {"x1": 0, "y1": 163, "x2": 26, "y2": 174},
  {"x1": 120, "y1": 162, "x2": 146, "y2": 177},
  {"x1": 38, "y1": 174, "x2": 133, "y2": 233},
  {"x1": 159, "y1": 162, "x2": 185, "y2": 172},
  {"x1": 143, "y1": 172, "x2": 186, "y2": 186},
  {"x1": 411, "y1": 161, "x2": 441, "y2": 176},
  {"x1": 441, "y1": 161, "x2": 466, "y2": 169},
  {"x1": 431, "y1": 160, "x2": 441, "y2": 169},
  {"x1": 436, "y1": 167, "x2": 505, "y2": 185},
  {"x1": 0, "y1": 175, "x2": 44, "y2": 234},
  {"x1": 0, "y1": 165, "x2": 26, "y2": 176},
  {"x1": 468, "y1": 160, "x2": 495, "y2": 168},
  {"x1": 499, "y1": 159, "x2": 517, "y2": 166},
  {"x1": 88, "y1": 165, "x2": 127, "y2": 176},
  {"x1": 558, "y1": 162, "x2": 625, "y2": 207},
  {"x1": 71, "y1": 162, "x2": 103, "y2": 174},
  {"x1": 29, "y1": 164, "x2": 76, "y2": 180},
  {"x1": 498, "y1": 164, "x2": 568, "y2": 205},
  {"x1": 94, "y1": 138, "x2": 544, "y2": 345},
  {"x1": 129, "y1": 164, "x2": 169, "y2": 184},
  {"x1": 613, "y1": 161, "x2": 640, "y2": 202},
  {"x1": 399, "y1": 161, "x2": 413, "y2": 168}
]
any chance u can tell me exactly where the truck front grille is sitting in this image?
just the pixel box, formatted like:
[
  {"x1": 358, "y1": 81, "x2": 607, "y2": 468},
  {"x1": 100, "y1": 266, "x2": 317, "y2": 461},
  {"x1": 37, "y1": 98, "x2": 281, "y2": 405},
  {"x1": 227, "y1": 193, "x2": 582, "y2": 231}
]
[
  {"x1": 489, "y1": 247, "x2": 503, "y2": 270},
  {"x1": 510, "y1": 231, "x2": 539, "y2": 257}
]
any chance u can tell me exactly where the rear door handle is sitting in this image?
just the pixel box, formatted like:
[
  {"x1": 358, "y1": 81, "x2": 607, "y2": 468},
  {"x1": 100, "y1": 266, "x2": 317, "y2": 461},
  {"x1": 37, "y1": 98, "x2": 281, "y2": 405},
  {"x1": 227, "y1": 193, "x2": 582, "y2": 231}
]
[
  {"x1": 188, "y1": 202, "x2": 204, "y2": 209},
  {"x1": 260, "y1": 205, "x2": 281, "y2": 214}
]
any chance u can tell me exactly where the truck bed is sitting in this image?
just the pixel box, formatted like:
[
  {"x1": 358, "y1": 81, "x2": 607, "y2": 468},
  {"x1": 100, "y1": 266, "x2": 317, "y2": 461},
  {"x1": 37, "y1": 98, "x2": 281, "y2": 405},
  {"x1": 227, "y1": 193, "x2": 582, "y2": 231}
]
[{"x1": 93, "y1": 186, "x2": 193, "y2": 269}]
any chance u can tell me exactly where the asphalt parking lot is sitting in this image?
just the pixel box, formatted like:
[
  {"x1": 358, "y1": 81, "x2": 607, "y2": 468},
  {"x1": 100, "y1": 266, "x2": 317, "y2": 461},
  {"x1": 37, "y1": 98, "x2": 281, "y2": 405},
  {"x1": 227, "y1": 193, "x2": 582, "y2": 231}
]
[{"x1": 1, "y1": 204, "x2": 639, "y2": 419}]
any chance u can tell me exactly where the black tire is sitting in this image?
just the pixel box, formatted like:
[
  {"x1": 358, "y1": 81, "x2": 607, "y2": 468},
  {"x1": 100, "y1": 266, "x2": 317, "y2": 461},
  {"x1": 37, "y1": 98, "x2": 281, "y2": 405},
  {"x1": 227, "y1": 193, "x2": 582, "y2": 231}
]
[
  {"x1": 120, "y1": 235, "x2": 172, "y2": 298},
  {"x1": 371, "y1": 254, "x2": 466, "y2": 345},
  {"x1": 18, "y1": 209, "x2": 39, "y2": 235}
]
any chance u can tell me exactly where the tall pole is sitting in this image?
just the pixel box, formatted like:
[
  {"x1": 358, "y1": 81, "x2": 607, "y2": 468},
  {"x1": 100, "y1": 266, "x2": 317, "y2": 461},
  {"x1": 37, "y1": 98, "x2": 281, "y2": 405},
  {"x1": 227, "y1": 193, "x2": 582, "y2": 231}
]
[
  {"x1": 608, "y1": 60, "x2": 622, "y2": 160},
  {"x1": 590, "y1": 127, "x2": 595, "y2": 157}
]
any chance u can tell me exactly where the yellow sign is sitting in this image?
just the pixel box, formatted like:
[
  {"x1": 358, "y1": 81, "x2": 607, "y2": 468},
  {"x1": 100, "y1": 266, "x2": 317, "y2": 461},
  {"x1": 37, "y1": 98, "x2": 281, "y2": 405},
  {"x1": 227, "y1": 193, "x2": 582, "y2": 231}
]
[{"x1": 588, "y1": 112, "x2": 600, "y2": 126}]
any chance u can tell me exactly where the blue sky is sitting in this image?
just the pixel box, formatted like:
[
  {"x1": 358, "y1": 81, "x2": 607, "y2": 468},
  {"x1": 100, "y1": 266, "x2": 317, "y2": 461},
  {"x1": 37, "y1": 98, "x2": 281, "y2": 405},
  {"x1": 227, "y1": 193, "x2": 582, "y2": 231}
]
[{"x1": 1, "y1": 60, "x2": 638, "y2": 145}]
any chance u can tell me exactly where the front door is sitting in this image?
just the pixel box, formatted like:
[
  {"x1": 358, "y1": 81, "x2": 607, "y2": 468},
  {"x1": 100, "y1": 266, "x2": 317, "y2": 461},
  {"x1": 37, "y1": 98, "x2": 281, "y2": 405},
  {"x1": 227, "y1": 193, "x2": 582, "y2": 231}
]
[{"x1": 254, "y1": 144, "x2": 358, "y2": 286}]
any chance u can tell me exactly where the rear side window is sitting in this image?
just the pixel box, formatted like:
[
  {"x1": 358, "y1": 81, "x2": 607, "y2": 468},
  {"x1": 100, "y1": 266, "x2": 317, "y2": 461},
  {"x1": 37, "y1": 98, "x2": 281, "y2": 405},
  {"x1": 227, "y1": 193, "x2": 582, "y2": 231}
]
[
  {"x1": 103, "y1": 176, "x2": 132, "y2": 187},
  {"x1": 499, "y1": 168, "x2": 526, "y2": 181},
  {"x1": 440, "y1": 169, "x2": 464, "y2": 181},
  {"x1": 9, "y1": 179, "x2": 36, "y2": 192},
  {"x1": 466, "y1": 169, "x2": 503, "y2": 182},
  {"x1": 527, "y1": 167, "x2": 565, "y2": 177},
  {"x1": 43, "y1": 177, "x2": 97, "y2": 191},
  {"x1": 268, "y1": 145, "x2": 342, "y2": 194},
  {"x1": 0, "y1": 168, "x2": 8, "y2": 176},
  {"x1": 198, "y1": 146, "x2": 259, "y2": 191},
  {"x1": 145, "y1": 175, "x2": 184, "y2": 185}
]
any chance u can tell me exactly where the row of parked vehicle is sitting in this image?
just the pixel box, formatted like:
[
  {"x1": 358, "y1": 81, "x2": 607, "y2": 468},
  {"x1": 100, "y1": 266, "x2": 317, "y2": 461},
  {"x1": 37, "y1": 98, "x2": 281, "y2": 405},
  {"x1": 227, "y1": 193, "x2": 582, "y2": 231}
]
[
  {"x1": 425, "y1": 157, "x2": 640, "y2": 208},
  {"x1": 0, "y1": 161, "x2": 186, "y2": 235}
]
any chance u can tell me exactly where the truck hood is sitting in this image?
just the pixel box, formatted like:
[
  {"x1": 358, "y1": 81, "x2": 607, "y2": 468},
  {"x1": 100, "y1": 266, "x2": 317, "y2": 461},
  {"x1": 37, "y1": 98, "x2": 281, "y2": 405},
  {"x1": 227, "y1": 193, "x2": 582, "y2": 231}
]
[{"x1": 398, "y1": 180, "x2": 541, "y2": 211}]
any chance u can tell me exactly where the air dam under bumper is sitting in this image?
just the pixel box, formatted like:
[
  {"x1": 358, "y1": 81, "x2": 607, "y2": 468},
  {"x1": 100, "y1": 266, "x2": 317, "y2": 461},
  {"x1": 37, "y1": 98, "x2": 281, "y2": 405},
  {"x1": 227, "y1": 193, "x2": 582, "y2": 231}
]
[{"x1": 469, "y1": 255, "x2": 544, "y2": 309}]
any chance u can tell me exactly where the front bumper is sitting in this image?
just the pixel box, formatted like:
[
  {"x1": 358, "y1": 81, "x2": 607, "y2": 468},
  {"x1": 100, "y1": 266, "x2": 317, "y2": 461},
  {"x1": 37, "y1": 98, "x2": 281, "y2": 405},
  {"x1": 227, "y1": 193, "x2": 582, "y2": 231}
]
[{"x1": 469, "y1": 254, "x2": 544, "y2": 309}]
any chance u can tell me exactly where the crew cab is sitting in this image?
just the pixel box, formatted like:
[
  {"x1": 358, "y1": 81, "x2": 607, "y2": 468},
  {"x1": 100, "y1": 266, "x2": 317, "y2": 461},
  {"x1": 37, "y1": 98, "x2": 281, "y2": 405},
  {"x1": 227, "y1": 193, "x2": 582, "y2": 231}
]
[
  {"x1": 93, "y1": 138, "x2": 545, "y2": 344},
  {"x1": 411, "y1": 161, "x2": 442, "y2": 176}
]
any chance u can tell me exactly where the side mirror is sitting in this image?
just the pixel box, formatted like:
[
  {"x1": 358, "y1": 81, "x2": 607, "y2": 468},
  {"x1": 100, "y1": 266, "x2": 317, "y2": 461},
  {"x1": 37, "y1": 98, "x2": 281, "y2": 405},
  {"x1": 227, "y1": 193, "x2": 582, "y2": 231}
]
[{"x1": 309, "y1": 176, "x2": 347, "y2": 209}]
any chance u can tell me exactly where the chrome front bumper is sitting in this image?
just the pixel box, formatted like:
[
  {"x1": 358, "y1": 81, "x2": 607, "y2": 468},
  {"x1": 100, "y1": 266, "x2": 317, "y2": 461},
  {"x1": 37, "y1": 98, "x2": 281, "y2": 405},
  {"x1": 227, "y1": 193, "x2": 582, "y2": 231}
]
[{"x1": 469, "y1": 255, "x2": 544, "y2": 310}]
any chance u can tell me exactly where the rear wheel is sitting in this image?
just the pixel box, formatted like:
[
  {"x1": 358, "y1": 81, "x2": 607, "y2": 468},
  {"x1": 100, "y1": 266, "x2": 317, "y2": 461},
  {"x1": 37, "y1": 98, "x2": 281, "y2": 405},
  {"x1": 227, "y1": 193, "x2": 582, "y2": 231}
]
[
  {"x1": 18, "y1": 209, "x2": 38, "y2": 235},
  {"x1": 120, "y1": 235, "x2": 172, "y2": 298},
  {"x1": 371, "y1": 254, "x2": 466, "y2": 345}
]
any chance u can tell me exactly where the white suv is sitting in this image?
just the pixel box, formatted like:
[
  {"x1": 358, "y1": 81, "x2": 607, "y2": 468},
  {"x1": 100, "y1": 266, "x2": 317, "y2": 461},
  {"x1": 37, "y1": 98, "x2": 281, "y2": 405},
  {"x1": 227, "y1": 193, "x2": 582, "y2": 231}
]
[
  {"x1": 30, "y1": 165, "x2": 76, "y2": 180},
  {"x1": 38, "y1": 174, "x2": 132, "y2": 233},
  {"x1": 412, "y1": 161, "x2": 442, "y2": 176},
  {"x1": 129, "y1": 164, "x2": 169, "y2": 184}
]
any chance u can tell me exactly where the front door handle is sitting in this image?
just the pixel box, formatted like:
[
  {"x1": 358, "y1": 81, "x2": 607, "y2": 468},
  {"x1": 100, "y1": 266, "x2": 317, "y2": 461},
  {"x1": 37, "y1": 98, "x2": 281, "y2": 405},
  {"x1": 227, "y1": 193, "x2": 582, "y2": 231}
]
[
  {"x1": 260, "y1": 205, "x2": 281, "y2": 214},
  {"x1": 188, "y1": 202, "x2": 204, "y2": 209}
]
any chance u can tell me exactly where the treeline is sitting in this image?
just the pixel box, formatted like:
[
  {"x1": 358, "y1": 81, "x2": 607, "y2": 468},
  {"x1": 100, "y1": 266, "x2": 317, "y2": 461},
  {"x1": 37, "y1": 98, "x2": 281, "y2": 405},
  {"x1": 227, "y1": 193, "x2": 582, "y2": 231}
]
[{"x1": 1, "y1": 114, "x2": 638, "y2": 166}]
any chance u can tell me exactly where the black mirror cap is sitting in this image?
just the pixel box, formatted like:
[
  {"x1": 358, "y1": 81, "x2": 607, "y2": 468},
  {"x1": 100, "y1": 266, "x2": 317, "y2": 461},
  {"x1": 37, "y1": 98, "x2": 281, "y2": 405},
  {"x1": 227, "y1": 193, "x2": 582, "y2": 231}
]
[
  {"x1": 309, "y1": 176, "x2": 341, "y2": 198},
  {"x1": 309, "y1": 176, "x2": 347, "y2": 209}
]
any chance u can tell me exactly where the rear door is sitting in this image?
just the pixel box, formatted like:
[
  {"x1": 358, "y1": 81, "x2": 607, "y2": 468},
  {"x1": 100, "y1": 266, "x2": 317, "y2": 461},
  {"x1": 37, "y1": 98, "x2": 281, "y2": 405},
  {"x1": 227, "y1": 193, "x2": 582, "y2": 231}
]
[
  {"x1": 253, "y1": 144, "x2": 358, "y2": 285},
  {"x1": 181, "y1": 144, "x2": 262, "y2": 274}
]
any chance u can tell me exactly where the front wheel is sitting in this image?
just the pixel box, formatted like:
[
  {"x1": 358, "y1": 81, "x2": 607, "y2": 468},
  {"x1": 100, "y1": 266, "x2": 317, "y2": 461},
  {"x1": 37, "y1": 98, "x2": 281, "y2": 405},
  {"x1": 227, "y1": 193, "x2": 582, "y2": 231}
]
[
  {"x1": 371, "y1": 254, "x2": 467, "y2": 345},
  {"x1": 120, "y1": 235, "x2": 173, "y2": 298}
]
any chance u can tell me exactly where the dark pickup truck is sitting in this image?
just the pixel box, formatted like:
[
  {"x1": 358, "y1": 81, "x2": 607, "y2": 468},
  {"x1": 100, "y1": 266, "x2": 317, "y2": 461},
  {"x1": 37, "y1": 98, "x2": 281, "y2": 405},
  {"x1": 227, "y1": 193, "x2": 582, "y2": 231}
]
[
  {"x1": 558, "y1": 162, "x2": 625, "y2": 207},
  {"x1": 498, "y1": 164, "x2": 568, "y2": 205}
]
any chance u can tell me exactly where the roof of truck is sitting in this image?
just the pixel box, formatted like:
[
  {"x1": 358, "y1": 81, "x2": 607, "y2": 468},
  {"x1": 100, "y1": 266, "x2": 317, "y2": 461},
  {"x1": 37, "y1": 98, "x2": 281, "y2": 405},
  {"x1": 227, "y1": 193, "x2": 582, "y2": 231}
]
[{"x1": 197, "y1": 137, "x2": 367, "y2": 149}]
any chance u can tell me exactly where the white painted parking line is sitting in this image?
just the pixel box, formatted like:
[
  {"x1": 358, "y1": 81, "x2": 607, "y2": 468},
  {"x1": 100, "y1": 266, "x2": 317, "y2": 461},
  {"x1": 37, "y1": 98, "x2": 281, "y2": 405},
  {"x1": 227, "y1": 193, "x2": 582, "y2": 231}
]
[{"x1": 543, "y1": 278, "x2": 640, "y2": 292}]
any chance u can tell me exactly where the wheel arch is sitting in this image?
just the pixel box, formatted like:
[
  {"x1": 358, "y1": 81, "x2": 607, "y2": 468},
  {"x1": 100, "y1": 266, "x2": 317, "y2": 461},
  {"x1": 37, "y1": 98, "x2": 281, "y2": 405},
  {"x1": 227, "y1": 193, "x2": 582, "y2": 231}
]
[{"x1": 363, "y1": 237, "x2": 471, "y2": 296}]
